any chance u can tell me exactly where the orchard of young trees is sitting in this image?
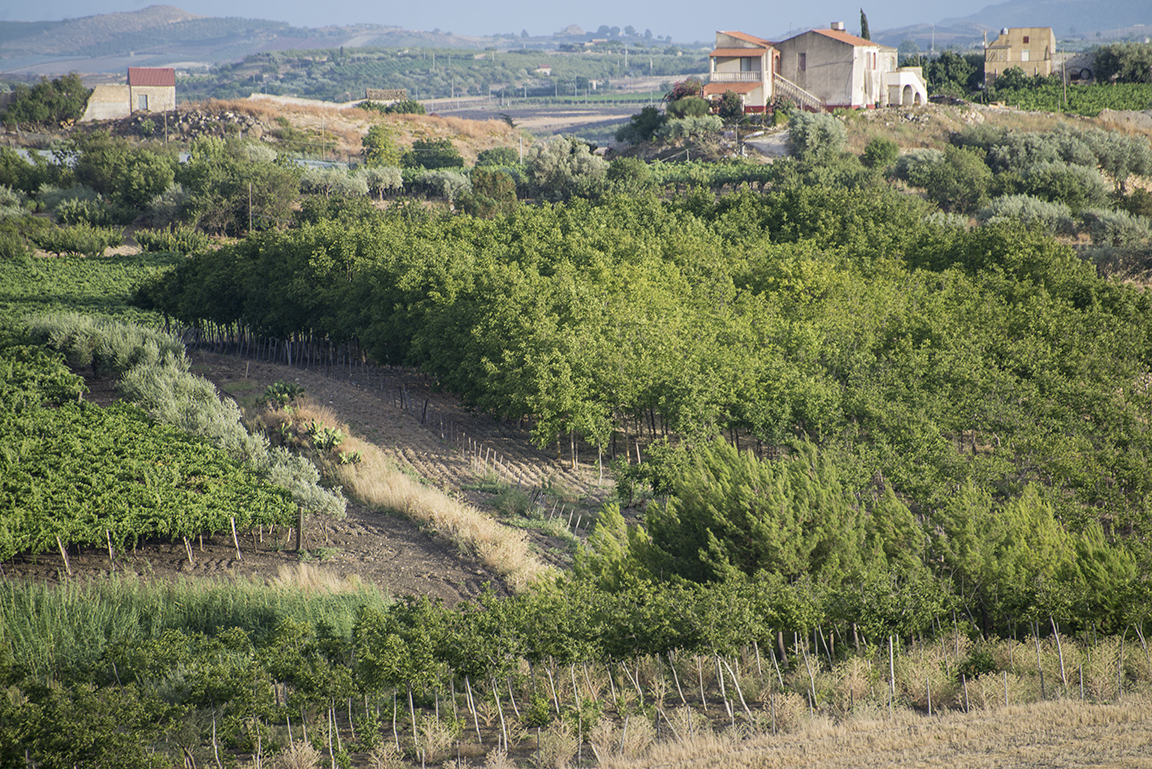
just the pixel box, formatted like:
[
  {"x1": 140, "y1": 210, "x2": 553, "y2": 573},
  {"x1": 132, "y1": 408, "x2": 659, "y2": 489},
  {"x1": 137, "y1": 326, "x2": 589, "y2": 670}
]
[{"x1": 3, "y1": 82, "x2": 1152, "y2": 765}]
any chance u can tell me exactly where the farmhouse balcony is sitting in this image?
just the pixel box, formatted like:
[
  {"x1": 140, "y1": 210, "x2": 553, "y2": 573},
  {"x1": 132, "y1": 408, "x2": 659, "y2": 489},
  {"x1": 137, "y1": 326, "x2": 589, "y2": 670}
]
[{"x1": 709, "y1": 71, "x2": 766, "y2": 83}]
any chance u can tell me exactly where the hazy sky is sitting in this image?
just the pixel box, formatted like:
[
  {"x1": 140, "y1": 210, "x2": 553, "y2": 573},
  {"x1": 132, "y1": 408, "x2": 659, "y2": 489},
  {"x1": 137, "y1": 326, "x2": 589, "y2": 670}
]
[{"x1": 1, "y1": 0, "x2": 992, "y2": 42}]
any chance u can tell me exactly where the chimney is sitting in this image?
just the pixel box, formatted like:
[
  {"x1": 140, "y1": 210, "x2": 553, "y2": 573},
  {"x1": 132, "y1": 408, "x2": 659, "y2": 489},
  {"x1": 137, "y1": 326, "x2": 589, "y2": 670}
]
[{"x1": 831, "y1": 21, "x2": 845, "y2": 31}]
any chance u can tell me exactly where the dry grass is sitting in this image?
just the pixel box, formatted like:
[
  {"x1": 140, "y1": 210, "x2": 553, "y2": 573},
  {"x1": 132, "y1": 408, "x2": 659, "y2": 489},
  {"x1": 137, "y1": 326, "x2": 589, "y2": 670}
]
[
  {"x1": 268, "y1": 561, "x2": 363, "y2": 594},
  {"x1": 604, "y1": 696, "x2": 1152, "y2": 769},
  {"x1": 187, "y1": 97, "x2": 528, "y2": 163},
  {"x1": 844, "y1": 103, "x2": 1152, "y2": 154},
  {"x1": 268, "y1": 400, "x2": 554, "y2": 592}
]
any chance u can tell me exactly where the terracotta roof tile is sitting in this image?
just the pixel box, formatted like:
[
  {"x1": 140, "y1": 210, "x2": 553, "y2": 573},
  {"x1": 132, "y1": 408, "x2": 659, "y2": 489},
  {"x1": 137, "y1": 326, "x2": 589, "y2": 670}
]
[
  {"x1": 127, "y1": 67, "x2": 175, "y2": 87},
  {"x1": 720, "y1": 30, "x2": 774, "y2": 47},
  {"x1": 711, "y1": 48, "x2": 773, "y2": 58},
  {"x1": 811, "y1": 29, "x2": 895, "y2": 49},
  {"x1": 702, "y1": 82, "x2": 762, "y2": 95}
]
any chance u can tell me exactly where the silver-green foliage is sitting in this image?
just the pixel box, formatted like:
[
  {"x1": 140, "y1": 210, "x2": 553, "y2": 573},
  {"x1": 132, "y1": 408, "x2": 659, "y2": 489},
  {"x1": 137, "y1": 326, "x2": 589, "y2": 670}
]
[
  {"x1": 35, "y1": 182, "x2": 99, "y2": 211},
  {"x1": 417, "y1": 169, "x2": 471, "y2": 202},
  {"x1": 301, "y1": 166, "x2": 370, "y2": 197},
  {"x1": 0, "y1": 185, "x2": 26, "y2": 218},
  {"x1": 145, "y1": 183, "x2": 189, "y2": 227},
  {"x1": 978, "y1": 194, "x2": 1076, "y2": 236},
  {"x1": 358, "y1": 166, "x2": 403, "y2": 199},
  {"x1": 653, "y1": 115, "x2": 723, "y2": 141},
  {"x1": 786, "y1": 112, "x2": 847, "y2": 163},
  {"x1": 525, "y1": 136, "x2": 608, "y2": 201},
  {"x1": 1081, "y1": 207, "x2": 1152, "y2": 246},
  {"x1": 26, "y1": 313, "x2": 347, "y2": 522},
  {"x1": 892, "y1": 149, "x2": 944, "y2": 184}
]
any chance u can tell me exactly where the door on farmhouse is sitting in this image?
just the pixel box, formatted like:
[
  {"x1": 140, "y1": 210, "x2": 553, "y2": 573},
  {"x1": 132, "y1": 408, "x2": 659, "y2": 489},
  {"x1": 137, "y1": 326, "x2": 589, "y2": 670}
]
[{"x1": 138, "y1": 94, "x2": 149, "y2": 111}]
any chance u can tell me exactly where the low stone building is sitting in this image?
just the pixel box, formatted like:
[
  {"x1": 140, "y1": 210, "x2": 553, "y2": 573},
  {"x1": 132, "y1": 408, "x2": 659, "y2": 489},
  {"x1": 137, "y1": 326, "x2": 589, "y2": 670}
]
[{"x1": 80, "y1": 67, "x2": 175, "y2": 122}]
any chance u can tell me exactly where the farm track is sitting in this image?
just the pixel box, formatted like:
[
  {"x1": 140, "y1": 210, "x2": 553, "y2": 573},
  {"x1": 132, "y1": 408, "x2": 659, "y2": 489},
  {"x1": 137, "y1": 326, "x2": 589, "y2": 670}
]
[{"x1": 190, "y1": 348, "x2": 616, "y2": 577}]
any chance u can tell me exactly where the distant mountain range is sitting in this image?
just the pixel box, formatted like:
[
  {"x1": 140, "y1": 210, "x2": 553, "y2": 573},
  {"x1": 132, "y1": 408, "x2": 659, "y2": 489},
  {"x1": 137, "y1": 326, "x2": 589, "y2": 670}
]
[{"x1": 1, "y1": 1, "x2": 1148, "y2": 78}]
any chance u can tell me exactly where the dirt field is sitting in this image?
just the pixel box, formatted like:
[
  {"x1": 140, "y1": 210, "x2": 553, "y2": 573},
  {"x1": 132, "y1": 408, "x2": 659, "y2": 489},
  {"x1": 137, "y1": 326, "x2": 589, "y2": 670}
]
[{"x1": 5, "y1": 350, "x2": 614, "y2": 603}]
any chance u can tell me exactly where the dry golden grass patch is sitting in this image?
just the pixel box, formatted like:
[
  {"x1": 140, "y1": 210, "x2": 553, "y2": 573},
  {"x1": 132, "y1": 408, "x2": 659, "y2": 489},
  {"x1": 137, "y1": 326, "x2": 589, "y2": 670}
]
[
  {"x1": 263, "y1": 400, "x2": 554, "y2": 592},
  {"x1": 606, "y1": 696, "x2": 1152, "y2": 769},
  {"x1": 268, "y1": 561, "x2": 362, "y2": 594},
  {"x1": 185, "y1": 97, "x2": 527, "y2": 162}
]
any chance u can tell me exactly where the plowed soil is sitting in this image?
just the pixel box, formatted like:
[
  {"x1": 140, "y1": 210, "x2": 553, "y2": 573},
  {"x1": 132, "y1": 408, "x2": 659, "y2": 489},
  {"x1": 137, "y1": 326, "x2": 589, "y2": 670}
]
[{"x1": 5, "y1": 351, "x2": 614, "y2": 604}]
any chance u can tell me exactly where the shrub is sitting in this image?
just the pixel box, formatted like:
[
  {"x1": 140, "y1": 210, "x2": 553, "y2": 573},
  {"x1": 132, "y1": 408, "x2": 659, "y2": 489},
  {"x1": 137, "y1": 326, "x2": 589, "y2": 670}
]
[
  {"x1": 402, "y1": 138, "x2": 465, "y2": 170},
  {"x1": 1116, "y1": 187, "x2": 1152, "y2": 219},
  {"x1": 476, "y1": 146, "x2": 521, "y2": 166},
  {"x1": 134, "y1": 225, "x2": 210, "y2": 254},
  {"x1": 666, "y1": 96, "x2": 710, "y2": 119},
  {"x1": 1082, "y1": 208, "x2": 1152, "y2": 246},
  {"x1": 918, "y1": 145, "x2": 992, "y2": 214},
  {"x1": 861, "y1": 137, "x2": 899, "y2": 169},
  {"x1": 892, "y1": 148, "x2": 944, "y2": 184},
  {"x1": 615, "y1": 105, "x2": 666, "y2": 145},
  {"x1": 977, "y1": 194, "x2": 1076, "y2": 236},
  {"x1": 787, "y1": 112, "x2": 847, "y2": 163},
  {"x1": 36, "y1": 183, "x2": 100, "y2": 211},
  {"x1": 0, "y1": 185, "x2": 26, "y2": 218},
  {"x1": 144, "y1": 183, "x2": 189, "y2": 227},
  {"x1": 606, "y1": 157, "x2": 655, "y2": 194},
  {"x1": 525, "y1": 136, "x2": 608, "y2": 201},
  {"x1": 55, "y1": 196, "x2": 137, "y2": 227},
  {"x1": 417, "y1": 169, "x2": 471, "y2": 202},
  {"x1": 358, "y1": 165, "x2": 403, "y2": 199},
  {"x1": 654, "y1": 115, "x2": 723, "y2": 141},
  {"x1": 1019, "y1": 161, "x2": 1110, "y2": 212},
  {"x1": 31, "y1": 223, "x2": 123, "y2": 257},
  {"x1": 459, "y1": 168, "x2": 517, "y2": 217}
]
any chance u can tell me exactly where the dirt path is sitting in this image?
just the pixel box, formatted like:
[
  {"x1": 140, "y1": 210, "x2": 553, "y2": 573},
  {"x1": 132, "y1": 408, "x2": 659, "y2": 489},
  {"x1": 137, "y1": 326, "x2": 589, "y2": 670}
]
[{"x1": 6, "y1": 351, "x2": 615, "y2": 604}]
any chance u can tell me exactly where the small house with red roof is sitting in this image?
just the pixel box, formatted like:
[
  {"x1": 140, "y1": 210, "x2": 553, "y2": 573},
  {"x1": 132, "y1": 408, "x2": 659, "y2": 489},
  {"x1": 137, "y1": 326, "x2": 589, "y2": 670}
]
[
  {"x1": 80, "y1": 67, "x2": 176, "y2": 122},
  {"x1": 127, "y1": 67, "x2": 176, "y2": 113}
]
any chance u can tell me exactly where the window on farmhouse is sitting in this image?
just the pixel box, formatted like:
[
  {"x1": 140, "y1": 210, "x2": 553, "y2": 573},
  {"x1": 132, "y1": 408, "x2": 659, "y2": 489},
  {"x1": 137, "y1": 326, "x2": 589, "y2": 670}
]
[{"x1": 799, "y1": 52, "x2": 806, "y2": 71}]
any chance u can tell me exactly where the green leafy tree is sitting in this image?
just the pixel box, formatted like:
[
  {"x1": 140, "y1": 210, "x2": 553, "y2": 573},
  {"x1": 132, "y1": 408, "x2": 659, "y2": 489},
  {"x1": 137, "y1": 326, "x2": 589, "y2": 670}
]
[
  {"x1": 401, "y1": 137, "x2": 465, "y2": 169},
  {"x1": 642, "y1": 439, "x2": 865, "y2": 586},
  {"x1": 362, "y1": 124, "x2": 402, "y2": 167},
  {"x1": 614, "y1": 105, "x2": 666, "y2": 144},
  {"x1": 475, "y1": 146, "x2": 521, "y2": 166},
  {"x1": 1, "y1": 73, "x2": 91, "y2": 126},
  {"x1": 861, "y1": 136, "x2": 899, "y2": 169},
  {"x1": 918, "y1": 144, "x2": 992, "y2": 213},
  {"x1": 717, "y1": 90, "x2": 744, "y2": 122},
  {"x1": 459, "y1": 167, "x2": 517, "y2": 217},
  {"x1": 177, "y1": 137, "x2": 301, "y2": 235},
  {"x1": 787, "y1": 112, "x2": 847, "y2": 163},
  {"x1": 1094, "y1": 42, "x2": 1152, "y2": 84},
  {"x1": 859, "y1": 9, "x2": 871, "y2": 41}
]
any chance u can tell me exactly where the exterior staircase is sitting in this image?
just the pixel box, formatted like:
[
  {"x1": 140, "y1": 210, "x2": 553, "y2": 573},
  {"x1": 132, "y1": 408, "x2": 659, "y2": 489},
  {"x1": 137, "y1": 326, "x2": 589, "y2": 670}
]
[{"x1": 773, "y1": 74, "x2": 824, "y2": 112}]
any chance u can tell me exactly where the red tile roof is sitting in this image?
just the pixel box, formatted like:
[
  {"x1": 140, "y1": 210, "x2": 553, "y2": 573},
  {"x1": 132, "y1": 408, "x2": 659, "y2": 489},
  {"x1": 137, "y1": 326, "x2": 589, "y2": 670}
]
[
  {"x1": 721, "y1": 30, "x2": 774, "y2": 47},
  {"x1": 812, "y1": 29, "x2": 894, "y2": 49},
  {"x1": 127, "y1": 67, "x2": 175, "y2": 87},
  {"x1": 711, "y1": 48, "x2": 773, "y2": 58},
  {"x1": 702, "y1": 82, "x2": 762, "y2": 95}
]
